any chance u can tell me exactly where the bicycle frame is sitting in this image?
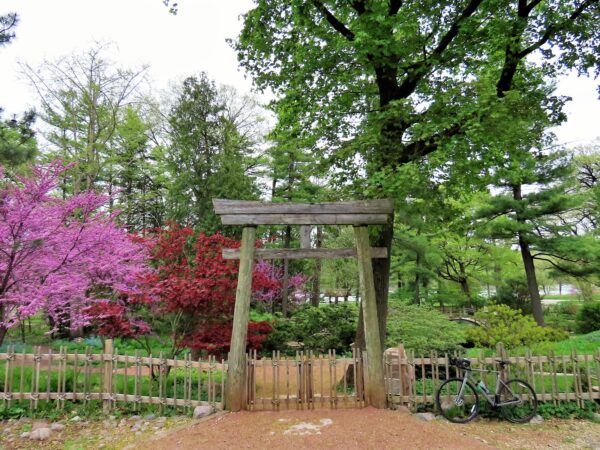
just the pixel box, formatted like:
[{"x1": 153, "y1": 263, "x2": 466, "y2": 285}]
[{"x1": 459, "y1": 367, "x2": 522, "y2": 407}]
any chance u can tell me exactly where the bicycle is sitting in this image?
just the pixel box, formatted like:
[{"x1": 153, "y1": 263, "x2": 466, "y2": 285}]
[{"x1": 435, "y1": 357, "x2": 538, "y2": 424}]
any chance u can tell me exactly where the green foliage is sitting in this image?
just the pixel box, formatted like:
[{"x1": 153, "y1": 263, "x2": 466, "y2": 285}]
[
  {"x1": 537, "y1": 401, "x2": 598, "y2": 420},
  {"x1": 262, "y1": 304, "x2": 358, "y2": 355},
  {"x1": 385, "y1": 299, "x2": 465, "y2": 356},
  {"x1": 544, "y1": 303, "x2": 579, "y2": 333},
  {"x1": 575, "y1": 302, "x2": 600, "y2": 334},
  {"x1": 165, "y1": 74, "x2": 261, "y2": 231},
  {"x1": 493, "y1": 277, "x2": 532, "y2": 314},
  {"x1": 466, "y1": 305, "x2": 567, "y2": 349},
  {"x1": 0, "y1": 110, "x2": 37, "y2": 167}
]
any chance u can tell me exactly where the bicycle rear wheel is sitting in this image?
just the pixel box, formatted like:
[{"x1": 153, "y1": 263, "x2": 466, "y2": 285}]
[
  {"x1": 435, "y1": 378, "x2": 479, "y2": 423},
  {"x1": 499, "y1": 378, "x2": 538, "y2": 423}
]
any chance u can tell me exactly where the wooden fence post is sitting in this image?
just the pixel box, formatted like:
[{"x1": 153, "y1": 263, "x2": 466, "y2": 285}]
[
  {"x1": 103, "y1": 339, "x2": 114, "y2": 413},
  {"x1": 226, "y1": 226, "x2": 256, "y2": 411},
  {"x1": 354, "y1": 225, "x2": 385, "y2": 408}
]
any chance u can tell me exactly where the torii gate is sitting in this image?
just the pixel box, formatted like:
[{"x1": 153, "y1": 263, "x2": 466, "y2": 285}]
[{"x1": 213, "y1": 198, "x2": 394, "y2": 411}]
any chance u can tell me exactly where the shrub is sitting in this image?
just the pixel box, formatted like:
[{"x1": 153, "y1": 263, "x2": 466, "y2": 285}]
[
  {"x1": 493, "y1": 277, "x2": 531, "y2": 314},
  {"x1": 575, "y1": 302, "x2": 600, "y2": 334},
  {"x1": 262, "y1": 303, "x2": 358, "y2": 355},
  {"x1": 466, "y1": 305, "x2": 567, "y2": 349},
  {"x1": 385, "y1": 300, "x2": 465, "y2": 356}
]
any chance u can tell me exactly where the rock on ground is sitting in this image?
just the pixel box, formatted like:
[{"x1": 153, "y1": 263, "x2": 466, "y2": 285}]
[
  {"x1": 193, "y1": 405, "x2": 214, "y2": 419},
  {"x1": 529, "y1": 414, "x2": 544, "y2": 424},
  {"x1": 413, "y1": 412, "x2": 436, "y2": 422},
  {"x1": 29, "y1": 427, "x2": 52, "y2": 441}
]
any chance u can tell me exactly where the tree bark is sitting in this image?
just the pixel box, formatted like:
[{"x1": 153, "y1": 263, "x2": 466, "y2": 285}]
[
  {"x1": 513, "y1": 184, "x2": 544, "y2": 326},
  {"x1": 518, "y1": 231, "x2": 544, "y2": 326},
  {"x1": 310, "y1": 226, "x2": 323, "y2": 307},
  {"x1": 281, "y1": 225, "x2": 292, "y2": 316},
  {"x1": 0, "y1": 325, "x2": 8, "y2": 348},
  {"x1": 371, "y1": 222, "x2": 393, "y2": 351}
]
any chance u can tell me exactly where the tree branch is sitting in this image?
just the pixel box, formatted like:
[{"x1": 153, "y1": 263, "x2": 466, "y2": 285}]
[
  {"x1": 396, "y1": 0, "x2": 484, "y2": 98},
  {"x1": 517, "y1": 0, "x2": 596, "y2": 59},
  {"x1": 388, "y1": 0, "x2": 403, "y2": 16},
  {"x1": 313, "y1": 0, "x2": 355, "y2": 41}
]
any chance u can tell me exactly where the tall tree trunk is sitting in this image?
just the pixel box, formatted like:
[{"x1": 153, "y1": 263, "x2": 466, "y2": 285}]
[
  {"x1": 0, "y1": 325, "x2": 7, "y2": 348},
  {"x1": 281, "y1": 225, "x2": 292, "y2": 316},
  {"x1": 518, "y1": 232, "x2": 544, "y2": 326},
  {"x1": 458, "y1": 262, "x2": 472, "y2": 306},
  {"x1": 513, "y1": 184, "x2": 544, "y2": 326},
  {"x1": 310, "y1": 226, "x2": 323, "y2": 307},
  {"x1": 413, "y1": 251, "x2": 422, "y2": 305},
  {"x1": 371, "y1": 223, "x2": 393, "y2": 351}
]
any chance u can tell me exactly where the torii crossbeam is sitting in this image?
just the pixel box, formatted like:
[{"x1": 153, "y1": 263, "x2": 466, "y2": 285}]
[{"x1": 213, "y1": 199, "x2": 394, "y2": 411}]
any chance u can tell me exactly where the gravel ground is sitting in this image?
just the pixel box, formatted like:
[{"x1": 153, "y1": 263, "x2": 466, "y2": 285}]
[
  {"x1": 133, "y1": 408, "x2": 600, "y2": 450},
  {"x1": 1, "y1": 409, "x2": 599, "y2": 449}
]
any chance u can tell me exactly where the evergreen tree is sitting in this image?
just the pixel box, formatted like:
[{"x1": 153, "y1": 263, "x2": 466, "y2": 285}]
[
  {"x1": 477, "y1": 147, "x2": 597, "y2": 325},
  {"x1": 165, "y1": 74, "x2": 261, "y2": 231},
  {"x1": 0, "y1": 109, "x2": 37, "y2": 167},
  {"x1": 0, "y1": 12, "x2": 17, "y2": 47}
]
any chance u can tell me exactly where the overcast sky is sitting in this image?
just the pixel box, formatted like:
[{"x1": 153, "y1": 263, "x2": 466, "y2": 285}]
[{"x1": 0, "y1": 0, "x2": 598, "y2": 147}]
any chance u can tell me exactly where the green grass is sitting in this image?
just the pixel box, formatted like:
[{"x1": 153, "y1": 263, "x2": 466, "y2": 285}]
[
  {"x1": 465, "y1": 330, "x2": 600, "y2": 358},
  {"x1": 0, "y1": 362, "x2": 224, "y2": 412},
  {"x1": 542, "y1": 293, "x2": 600, "y2": 302}
]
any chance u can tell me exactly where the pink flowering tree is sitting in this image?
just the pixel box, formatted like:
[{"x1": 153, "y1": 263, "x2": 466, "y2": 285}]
[
  {"x1": 0, "y1": 161, "x2": 149, "y2": 345},
  {"x1": 252, "y1": 260, "x2": 309, "y2": 312}
]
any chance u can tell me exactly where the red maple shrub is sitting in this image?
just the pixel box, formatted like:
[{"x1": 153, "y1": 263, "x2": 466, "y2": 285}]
[{"x1": 137, "y1": 224, "x2": 272, "y2": 358}]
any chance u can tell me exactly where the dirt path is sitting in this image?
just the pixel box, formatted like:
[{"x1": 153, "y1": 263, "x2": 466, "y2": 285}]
[
  {"x1": 134, "y1": 409, "x2": 600, "y2": 450},
  {"x1": 135, "y1": 408, "x2": 489, "y2": 450}
]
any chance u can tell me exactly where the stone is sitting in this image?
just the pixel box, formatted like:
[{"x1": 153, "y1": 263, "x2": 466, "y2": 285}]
[
  {"x1": 29, "y1": 427, "x2": 52, "y2": 441},
  {"x1": 50, "y1": 423, "x2": 65, "y2": 431},
  {"x1": 20, "y1": 432, "x2": 30, "y2": 439},
  {"x1": 193, "y1": 405, "x2": 214, "y2": 419},
  {"x1": 593, "y1": 413, "x2": 600, "y2": 422},
  {"x1": 70, "y1": 416, "x2": 81, "y2": 422},
  {"x1": 130, "y1": 415, "x2": 141, "y2": 421},
  {"x1": 413, "y1": 412, "x2": 436, "y2": 422},
  {"x1": 32, "y1": 421, "x2": 49, "y2": 431},
  {"x1": 118, "y1": 419, "x2": 127, "y2": 428},
  {"x1": 529, "y1": 415, "x2": 544, "y2": 424},
  {"x1": 144, "y1": 414, "x2": 156, "y2": 420}
]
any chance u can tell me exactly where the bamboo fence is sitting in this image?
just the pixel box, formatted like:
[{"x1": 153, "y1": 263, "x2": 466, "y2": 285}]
[
  {"x1": 245, "y1": 348, "x2": 365, "y2": 410},
  {"x1": 385, "y1": 344, "x2": 600, "y2": 410},
  {"x1": 0, "y1": 344, "x2": 225, "y2": 413}
]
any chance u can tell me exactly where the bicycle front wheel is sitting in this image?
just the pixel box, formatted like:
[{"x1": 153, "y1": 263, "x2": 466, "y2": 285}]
[
  {"x1": 435, "y1": 378, "x2": 479, "y2": 423},
  {"x1": 499, "y1": 378, "x2": 538, "y2": 423}
]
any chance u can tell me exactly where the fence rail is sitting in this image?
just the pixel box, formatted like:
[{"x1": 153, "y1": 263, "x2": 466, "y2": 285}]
[
  {"x1": 0, "y1": 344, "x2": 225, "y2": 413},
  {"x1": 385, "y1": 344, "x2": 600, "y2": 409},
  {"x1": 246, "y1": 348, "x2": 365, "y2": 410}
]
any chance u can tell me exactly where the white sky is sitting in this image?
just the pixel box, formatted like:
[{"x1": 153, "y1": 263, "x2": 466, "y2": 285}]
[{"x1": 0, "y1": 0, "x2": 598, "y2": 148}]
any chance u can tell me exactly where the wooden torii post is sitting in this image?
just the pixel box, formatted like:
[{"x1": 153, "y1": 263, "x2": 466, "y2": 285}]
[{"x1": 213, "y1": 198, "x2": 394, "y2": 411}]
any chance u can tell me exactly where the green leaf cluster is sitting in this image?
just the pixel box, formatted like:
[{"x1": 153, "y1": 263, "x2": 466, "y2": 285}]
[
  {"x1": 385, "y1": 299, "x2": 465, "y2": 356},
  {"x1": 466, "y1": 305, "x2": 567, "y2": 349},
  {"x1": 262, "y1": 303, "x2": 358, "y2": 355},
  {"x1": 575, "y1": 302, "x2": 600, "y2": 334}
]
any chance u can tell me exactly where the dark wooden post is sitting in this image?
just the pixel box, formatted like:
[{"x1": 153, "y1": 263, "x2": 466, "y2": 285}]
[
  {"x1": 226, "y1": 226, "x2": 256, "y2": 411},
  {"x1": 354, "y1": 226, "x2": 385, "y2": 408}
]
